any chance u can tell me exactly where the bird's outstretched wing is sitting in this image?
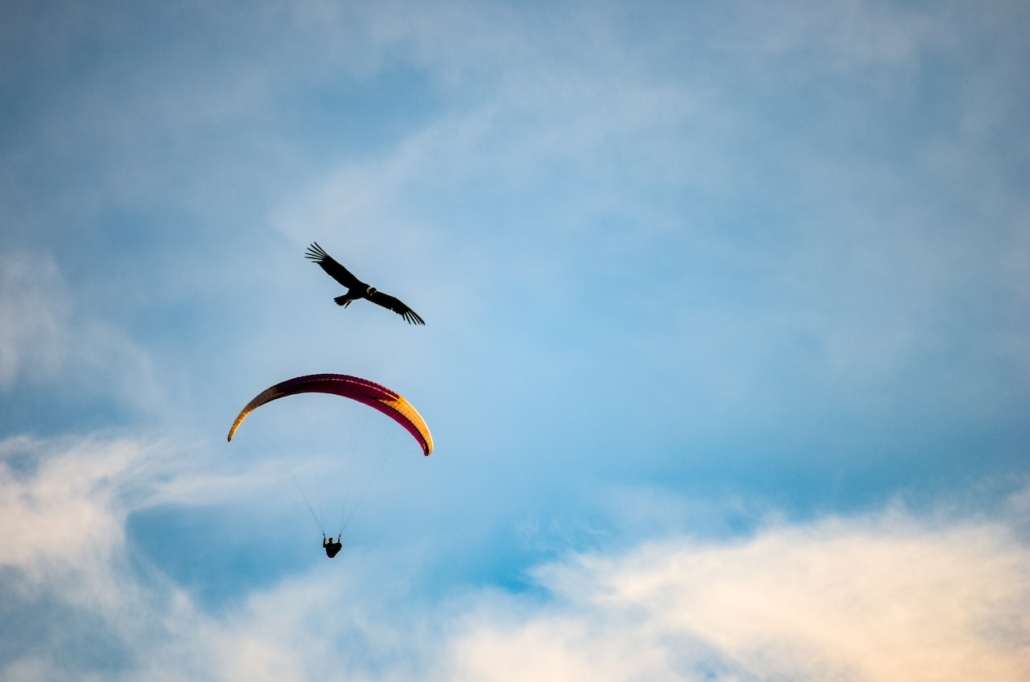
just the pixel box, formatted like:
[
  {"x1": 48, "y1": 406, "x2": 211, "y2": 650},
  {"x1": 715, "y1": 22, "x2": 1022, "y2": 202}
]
[
  {"x1": 368, "y1": 290, "x2": 425, "y2": 325},
  {"x1": 305, "y1": 242, "x2": 361, "y2": 289}
]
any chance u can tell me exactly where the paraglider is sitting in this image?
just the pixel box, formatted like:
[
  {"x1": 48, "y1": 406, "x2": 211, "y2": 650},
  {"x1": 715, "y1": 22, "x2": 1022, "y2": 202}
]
[
  {"x1": 228, "y1": 373, "x2": 433, "y2": 558},
  {"x1": 323, "y1": 535, "x2": 343, "y2": 559},
  {"x1": 305, "y1": 242, "x2": 425, "y2": 325},
  {"x1": 227, "y1": 373, "x2": 433, "y2": 456}
]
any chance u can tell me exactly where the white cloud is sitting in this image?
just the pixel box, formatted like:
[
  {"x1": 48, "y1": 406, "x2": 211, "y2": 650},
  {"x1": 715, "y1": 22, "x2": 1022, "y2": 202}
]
[
  {"x1": 526, "y1": 515, "x2": 1029, "y2": 682},
  {"x1": 0, "y1": 435, "x2": 161, "y2": 613},
  {"x1": 435, "y1": 512, "x2": 1030, "y2": 682},
  {"x1": 1, "y1": 433, "x2": 1027, "y2": 681}
]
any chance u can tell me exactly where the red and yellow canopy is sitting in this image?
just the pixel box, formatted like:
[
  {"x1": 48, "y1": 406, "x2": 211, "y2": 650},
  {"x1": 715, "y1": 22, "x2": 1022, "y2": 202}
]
[{"x1": 227, "y1": 373, "x2": 433, "y2": 456}]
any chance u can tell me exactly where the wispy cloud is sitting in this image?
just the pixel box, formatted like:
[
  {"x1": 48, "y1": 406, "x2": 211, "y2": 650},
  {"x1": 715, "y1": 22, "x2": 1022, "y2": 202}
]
[
  {"x1": 0, "y1": 253, "x2": 70, "y2": 390},
  {"x1": 0, "y1": 251, "x2": 163, "y2": 420},
  {"x1": 2, "y1": 434, "x2": 1026, "y2": 681}
]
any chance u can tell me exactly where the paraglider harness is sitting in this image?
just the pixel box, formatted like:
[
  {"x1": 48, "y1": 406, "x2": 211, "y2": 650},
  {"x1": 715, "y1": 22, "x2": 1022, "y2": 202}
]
[{"x1": 322, "y1": 533, "x2": 343, "y2": 559}]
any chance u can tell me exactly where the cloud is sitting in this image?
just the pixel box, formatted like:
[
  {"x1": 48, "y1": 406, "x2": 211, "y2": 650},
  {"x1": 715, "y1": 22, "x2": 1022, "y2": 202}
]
[
  {"x1": 0, "y1": 435, "x2": 166, "y2": 613},
  {"x1": 0, "y1": 253, "x2": 70, "y2": 390},
  {"x1": 0, "y1": 251, "x2": 163, "y2": 418},
  {"x1": 509, "y1": 513, "x2": 1030, "y2": 682},
  {"x1": 1, "y1": 433, "x2": 1027, "y2": 681}
]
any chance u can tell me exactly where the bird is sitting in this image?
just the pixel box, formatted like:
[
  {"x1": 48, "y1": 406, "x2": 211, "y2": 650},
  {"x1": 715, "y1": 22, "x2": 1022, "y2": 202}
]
[{"x1": 305, "y1": 242, "x2": 425, "y2": 325}]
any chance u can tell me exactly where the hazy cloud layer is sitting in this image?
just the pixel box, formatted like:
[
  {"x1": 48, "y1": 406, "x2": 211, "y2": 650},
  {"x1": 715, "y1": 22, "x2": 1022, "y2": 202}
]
[
  {"x1": 0, "y1": 252, "x2": 163, "y2": 420},
  {"x1": 3, "y1": 0, "x2": 1027, "y2": 455},
  {"x1": 2, "y1": 434, "x2": 1026, "y2": 681},
  {"x1": 268, "y1": 0, "x2": 1030, "y2": 432},
  {"x1": 0, "y1": 253, "x2": 70, "y2": 389}
]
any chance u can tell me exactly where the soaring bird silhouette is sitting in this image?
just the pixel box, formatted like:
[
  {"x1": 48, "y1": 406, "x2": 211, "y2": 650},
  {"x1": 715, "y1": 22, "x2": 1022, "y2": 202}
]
[{"x1": 305, "y1": 242, "x2": 425, "y2": 325}]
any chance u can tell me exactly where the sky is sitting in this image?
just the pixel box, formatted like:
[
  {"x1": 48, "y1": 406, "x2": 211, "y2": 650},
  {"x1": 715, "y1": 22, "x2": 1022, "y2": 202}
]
[{"x1": 1, "y1": 0, "x2": 1028, "y2": 680}]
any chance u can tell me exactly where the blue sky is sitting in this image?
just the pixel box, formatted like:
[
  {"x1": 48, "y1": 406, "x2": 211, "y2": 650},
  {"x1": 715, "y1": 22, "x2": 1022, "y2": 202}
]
[{"x1": 2, "y1": 1, "x2": 1028, "y2": 679}]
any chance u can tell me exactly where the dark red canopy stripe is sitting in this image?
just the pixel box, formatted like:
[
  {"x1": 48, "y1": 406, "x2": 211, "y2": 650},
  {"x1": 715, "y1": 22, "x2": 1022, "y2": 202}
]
[{"x1": 228, "y1": 373, "x2": 433, "y2": 456}]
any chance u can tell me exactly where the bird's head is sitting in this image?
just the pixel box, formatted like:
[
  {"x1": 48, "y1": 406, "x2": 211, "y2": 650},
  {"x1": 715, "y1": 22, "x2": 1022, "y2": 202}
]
[{"x1": 366, "y1": 286, "x2": 377, "y2": 296}]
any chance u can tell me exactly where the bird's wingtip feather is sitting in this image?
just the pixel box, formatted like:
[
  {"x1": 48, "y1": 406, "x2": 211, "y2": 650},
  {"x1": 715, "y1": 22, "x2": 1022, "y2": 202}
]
[{"x1": 304, "y1": 242, "x2": 328, "y2": 261}]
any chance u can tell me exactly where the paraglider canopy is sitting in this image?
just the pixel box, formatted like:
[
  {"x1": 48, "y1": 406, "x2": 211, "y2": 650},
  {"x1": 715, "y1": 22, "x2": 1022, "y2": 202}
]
[{"x1": 227, "y1": 373, "x2": 433, "y2": 456}]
